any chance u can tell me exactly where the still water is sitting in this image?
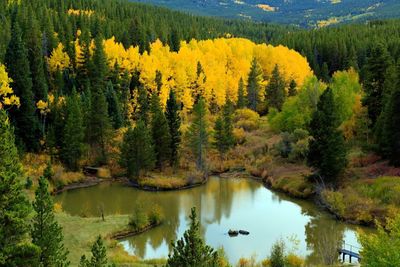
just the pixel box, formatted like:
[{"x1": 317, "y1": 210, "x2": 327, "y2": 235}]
[{"x1": 55, "y1": 177, "x2": 368, "y2": 264}]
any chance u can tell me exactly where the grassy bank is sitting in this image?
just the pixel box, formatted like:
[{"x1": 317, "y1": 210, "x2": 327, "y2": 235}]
[{"x1": 56, "y1": 212, "x2": 166, "y2": 266}]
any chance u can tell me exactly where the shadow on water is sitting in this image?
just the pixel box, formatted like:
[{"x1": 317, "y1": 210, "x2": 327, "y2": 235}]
[{"x1": 55, "y1": 177, "x2": 373, "y2": 264}]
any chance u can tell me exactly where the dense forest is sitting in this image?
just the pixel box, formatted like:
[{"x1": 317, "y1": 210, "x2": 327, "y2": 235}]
[{"x1": 1, "y1": 0, "x2": 400, "y2": 266}]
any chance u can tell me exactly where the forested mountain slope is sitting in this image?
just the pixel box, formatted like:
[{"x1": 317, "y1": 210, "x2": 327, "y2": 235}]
[{"x1": 132, "y1": 0, "x2": 400, "y2": 27}]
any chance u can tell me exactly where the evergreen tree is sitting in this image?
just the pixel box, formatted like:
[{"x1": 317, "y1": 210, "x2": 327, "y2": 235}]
[
  {"x1": 307, "y1": 88, "x2": 347, "y2": 187},
  {"x1": 61, "y1": 88, "x2": 85, "y2": 171},
  {"x1": 236, "y1": 77, "x2": 247, "y2": 109},
  {"x1": 266, "y1": 64, "x2": 286, "y2": 111},
  {"x1": 320, "y1": 62, "x2": 330, "y2": 83},
  {"x1": 167, "y1": 207, "x2": 219, "y2": 267},
  {"x1": 137, "y1": 85, "x2": 149, "y2": 125},
  {"x1": 246, "y1": 58, "x2": 263, "y2": 111},
  {"x1": 288, "y1": 79, "x2": 297, "y2": 97},
  {"x1": 187, "y1": 98, "x2": 209, "y2": 172},
  {"x1": 0, "y1": 110, "x2": 39, "y2": 266},
  {"x1": 79, "y1": 236, "x2": 109, "y2": 267},
  {"x1": 150, "y1": 93, "x2": 171, "y2": 169},
  {"x1": 32, "y1": 176, "x2": 69, "y2": 267},
  {"x1": 165, "y1": 90, "x2": 181, "y2": 168},
  {"x1": 5, "y1": 22, "x2": 40, "y2": 151},
  {"x1": 88, "y1": 35, "x2": 112, "y2": 164},
  {"x1": 362, "y1": 43, "x2": 392, "y2": 127},
  {"x1": 120, "y1": 121, "x2": 155, "y2": 180},
  {"x1": 213, "y1": 100, "x2": 235, "y2": 157},
  {"x1": 105, "y1": 82, "x2": 123, "y2": 129}
]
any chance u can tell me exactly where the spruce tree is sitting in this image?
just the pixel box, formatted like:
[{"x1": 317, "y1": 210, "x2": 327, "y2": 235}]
[
  {"x1": 246, "y1": 58, "x2": 263, "y2": 111},
  {"x1": 61, "y1": 88, "x2": 85, "y2": 171},
  {"x1": 167, "y1": 207, "x2": 218, "y2": 267},
  {"x1": 0, "y1": 110, "x2": 39, "y2": 266},
  {"x1": 236, "y1": 77, "x2": 247, "y2": 109},
  {"x1": 362, "y1": 43, "x2": 392, "y2": 127},
  {"x1": 5, "y1": 22, "x2": 40, "y2": 151},
  {"x1": 120, "y1": 121, "x2": 155, "y2": 180},
  {"x1": 88, "y1": 35, "x2": 112, "y2": 164},
  {"x1": 320, "y1": 62, "x2": 330, "y2": 83},
  {"x1": 214, "y1": 100, "x2": 235, "y2": 157},
  {"x1": 165, "y1": 90, "x2": 181, "y2": 168},
  {"x1": 137, "y1": 85, "x2": 149, "y2": 124},
  {"x1": 307, "y1": 88, "x2": 347, "y2": 187},
  {"x1": 79, "y1": 236, "x2": 109, "y2": 267},
  {"x1": 32, "y1": 176, "x2": 69, "y2": 267},
  {"x1": 105, "y1": 82, "x2": 123, "y2": 129},
  {"x1": 150, "y1": 93, "x2": 171, "y2": 169},
  {"x1": 288, "y1": 79, "x2": 297, "y2": 97},
  {"x1": 266, "y1": 64, "x2": 286, "y2": 111},
  {"x1": 187, "y1": 98, "x2": 209, "y2": 172}
]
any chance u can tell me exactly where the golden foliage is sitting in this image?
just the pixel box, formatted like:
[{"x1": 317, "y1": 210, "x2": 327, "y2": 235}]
[
  {"x1": 48, "y1": 43, "x2": 71, "y2": 73},
  {"x1": 0, "y1": 64, "x2": 19, "y2": 109},
  {"x1": 67, "y1": 9, "x2": 94, "y2": 17}
]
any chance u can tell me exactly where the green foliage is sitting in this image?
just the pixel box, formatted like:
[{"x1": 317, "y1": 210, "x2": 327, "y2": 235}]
[
  {"x1": 150, "y1": 93, "x2": 171, "y2": 169},
  {"x1": 359, "y1": 215, "x2": 400, "y2": 267},
  {"x1": 167, "y1": 207, "x2": 219, "y2": 267},
  {"x1": 213, "y1": 101, "x2": 235, "y2": 156},
  {"x1": 236, "y1": 78, "x2": 247, "y2": 109},
  {"x1": 0, "y1": 110, "x2": 38, "y2": 266},
  {"x1": 246, "y1": 58, "x2": 263, "y2": 112},
  {"x1": 43, "y1": 161, "x2": 54, "y2": 181},
  {"x1": 270, "y1": 239, "x2": 285, "y2": 267},
  {"x1": 307, "y1": 88, "x2": 347, "y2": 186},
  {"x1": 148, "y1": 205, "x2": 164, "y2": 225},
  {"x1": 165, "y1": 90, "x2": 181, "y2": 168},
  {"x1": 288, "y1": 79, "x2": 297, "y2": 97},
  {"x1": 266, "y1": 65, "x2": 286, "y2": 112},
  {"x1": 129, "y1": 207, "x2": 148, "y2": 231},
  {"x1": 187, "y1": 98, "x2": 209, "y2": 172},
  {"x1": 120, "y1": 121, "x2": 155, "y2": 180},
  {"x1": 79, "y1": 235, "x2": 110, "y2": 267},
  {"x1": 105, "y1": 82, "x2": 123, "y2": 129},
  {"x1": 5, "y1": 22, "x2": 40, "y2": 152},
  {"x1": 137, "y1": 85, "x2": 149, "y2": 124},
  {"x1": 61, "y1": 88, "x2": 85, "y2": 171},
  {"x1": 32, "y1": 176, "x2": 69, "y2": 266}
]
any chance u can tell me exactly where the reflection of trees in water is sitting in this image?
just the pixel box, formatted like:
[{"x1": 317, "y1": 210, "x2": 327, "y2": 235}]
[{"x1": 305, "y1": 216, "x2": 344, "y2": 265}]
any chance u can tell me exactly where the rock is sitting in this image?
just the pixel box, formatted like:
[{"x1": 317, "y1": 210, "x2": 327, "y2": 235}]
[
  {"x1": 228, "y1": 229, "x2": 239, "y2": 236},
  {"x1": 239, "y1": 230, "x2": 250, "y2": 235}
]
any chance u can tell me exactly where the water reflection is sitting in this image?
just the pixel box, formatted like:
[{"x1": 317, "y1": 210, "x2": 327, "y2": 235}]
[{"x1": 55, "y1": 177, "x2": 369, "y2": 264}]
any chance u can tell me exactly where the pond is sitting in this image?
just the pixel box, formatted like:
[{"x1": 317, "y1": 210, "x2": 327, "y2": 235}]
[{"x1": 55, "y1": 177, "x2": 369, "y2": 265}]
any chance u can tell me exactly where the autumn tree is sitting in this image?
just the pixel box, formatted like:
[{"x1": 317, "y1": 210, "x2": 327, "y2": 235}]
[
  {"x1": 167, "y1": 207, "x2": 219, "y2": 267},
  {"x1": 150, "y1": 92, "x2": 171, "y2": 169},
  {"x1": 120, "y1": 121, "x2": 155, "y2": 180},
  {"x1": 165, "y1": 90, "x2": 181, "y2": 168},
  {"x1": 187, "y1": 98, "x2": 209, "y2": 172},
  {"x1": 5, "y1": 22, "x2": 40, "y2": 151},
  {"x1": 246, "y1": 58, "x2": 263, "y2": 111},
  {"x1": 307, "y1": 88, "x2": 347, "y2": 187},
  {"x1": 61, "y1": 88, "x2": 85, "y2": 171},
  {"x1": 266, "y1": 64, "x2": 286, "y2": 111},
  {"x1": 32, "y1": 176, "x2": 69, "y2": 266},
  {"x1": 0, "y1": 110, "x2": 39, "y2": 266}
]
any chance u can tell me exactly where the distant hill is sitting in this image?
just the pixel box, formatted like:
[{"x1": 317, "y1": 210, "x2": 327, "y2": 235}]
[{"x1": 130, "y1": 0, "x2": 400, "y2": 27}]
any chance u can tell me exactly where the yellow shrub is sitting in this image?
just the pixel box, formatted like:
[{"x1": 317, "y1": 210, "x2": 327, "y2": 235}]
[
  {"x1": 286, "y1": 253, "x2": 304, "y2": 267},
  {"x1": 54, "y1": 202, "x2": 63, "y2": 213},
  {"x1": 97, "y1": 167, "x2": 111, "y2": 179},
  {"x1": 234, "y1": 108, "x2": 260, "y2": 131},
  {"x1": 233, "y1": 127, "x2": 246, "y2": 144},
  {"x1": 322, "y1": 190, "x2": 345, "y2": 217}
]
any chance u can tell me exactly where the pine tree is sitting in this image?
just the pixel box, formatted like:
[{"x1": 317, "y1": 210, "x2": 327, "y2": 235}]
[
  {"x1": 79, "y1": 236, "x2": 109, "y2": 267},
  {"x1": 187, "y1": 98, "x2": 209, "y2": 172},
  {"x1": 61, "y1": 88, "x2": 85, "y2": 171},
  {"x1": 0, "y1": 110, "x2": 39, "y2": 266},
  {"x1": 88, "y1": 35, "x2": 112, "y2": 164},
  {"x1": 105, "y1": 82, "x2": 123, "y2": 129},
  {"x1": 32, "y1": 176, "x2": 69, "y2": 266},
  {"x1": 137, "y1": 85, "x2": 149, "y2": 125},
  {"x1": 120, "y1": 121, "x2": 155, "y2": 180},
  {"x1": 5, "y1": 22, "x2": 40, "y2": 151},
  {"x1": 266, "y1": 64, "x2": 286, "y2": 111},
  {"x1": 165, "y1": 90, "x2": 181, "y2": 168},
  {"x1": 167, "y1": 207, "x2": 218, "y2": 267},
  {"x1": 214, "y1": 100, "x2": 235, "y2": 157},
  {"x1": 307, "y1": 88, "x2": 347, "y2": 187},
  {"x1": 362, "y1": 43, "x2": 392, "y2": 127},
  {"x1": 320, "y1": 62, "x2": 330, "y2": 83},
  {"x1": 236, "y1": 77, "x2": 247, "y2": 109},
  {"x1": 246, "y1": 58, "x2": 263, "y2": 111},
  {"x1": 288, "y1": 79, "x2": 297, "y2": 97},
  {"x1": 150, "y1": 93, "x2": 171, "y2": 169}
]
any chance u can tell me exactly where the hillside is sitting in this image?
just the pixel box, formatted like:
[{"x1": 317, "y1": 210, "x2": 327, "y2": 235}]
[{"x1": 131, "y1": 0, "x2": 400, "y2": 27}]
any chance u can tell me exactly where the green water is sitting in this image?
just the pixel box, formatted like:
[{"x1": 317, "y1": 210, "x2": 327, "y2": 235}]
[{"x1": 55, "y1": 177, "x2": 369, "y2": 264}]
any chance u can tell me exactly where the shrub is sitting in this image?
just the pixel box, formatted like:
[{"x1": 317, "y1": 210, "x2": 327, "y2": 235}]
[
  {"x1": 270, "y1": 239, "x2": 285, "y2": 267},
  {"x1": 288, "y1": 138, "x2": 309, "y2": 162},
  {"x1": 148, "y1": 205, "x2": 164, "y2": 225},
  {"x1": 233, "y1": 127, "x2": 246, "y2": 145},
  {"x1": 233, "y1": 109, "x2": 260, "y2": 131},
  {"x1": 285, "y1": 253, "x2": 304, "y2": 267},
  {"x1": 25, "y1": 176, "x2": 33, "y2": 189},
  {"x1": 322, "y1": 190, "x2": 345, "y2": 217},
  {"x1": 129, "y1": 207, "x2": 148, "y2": 231}
]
